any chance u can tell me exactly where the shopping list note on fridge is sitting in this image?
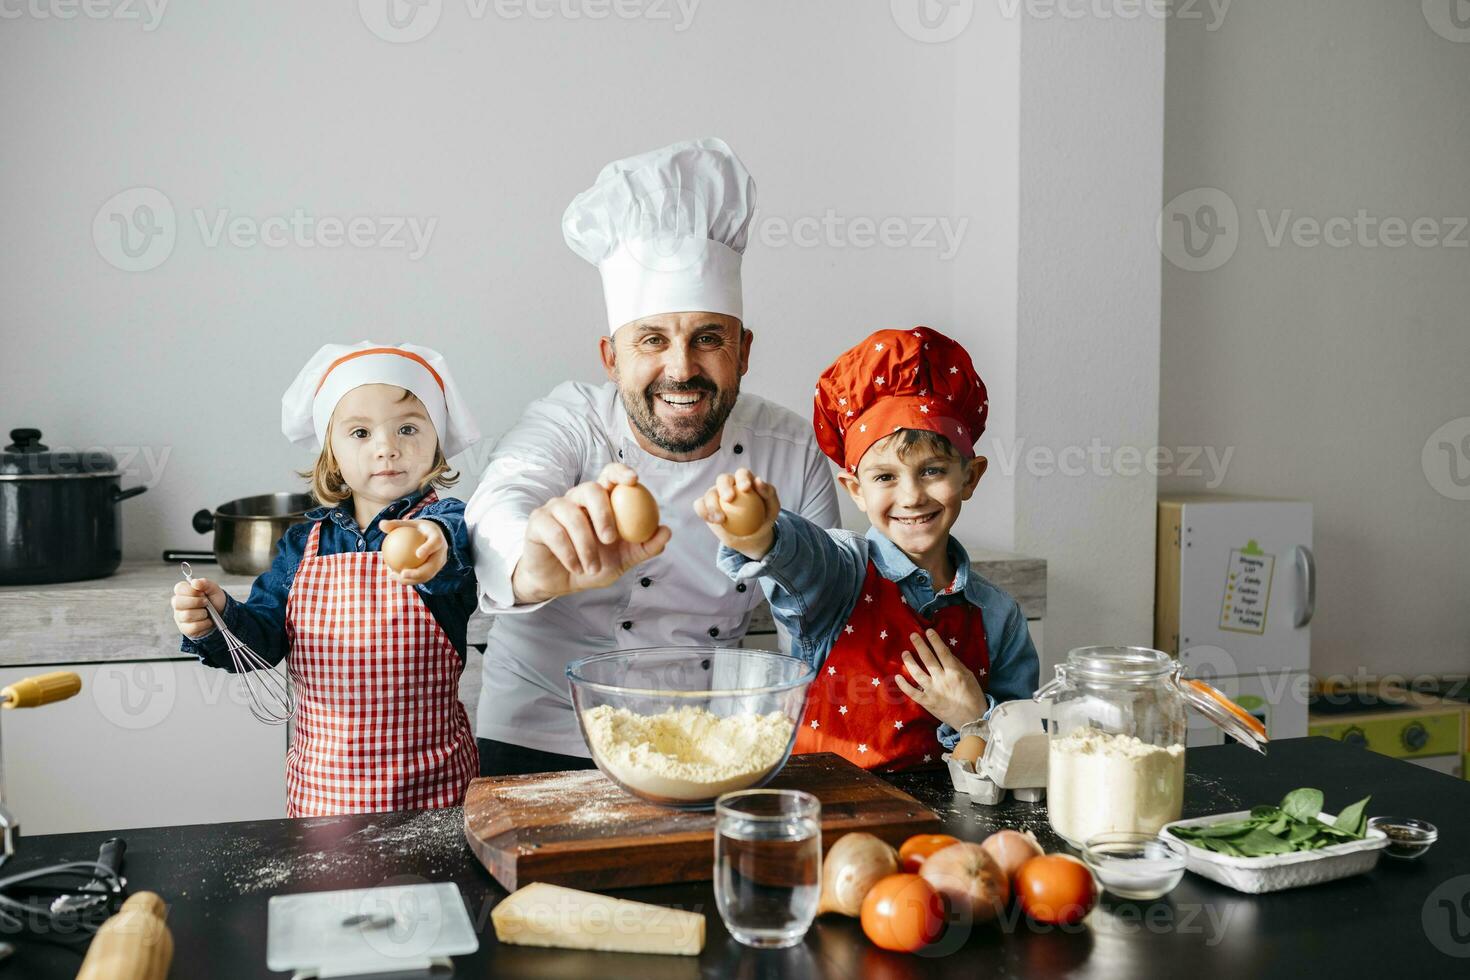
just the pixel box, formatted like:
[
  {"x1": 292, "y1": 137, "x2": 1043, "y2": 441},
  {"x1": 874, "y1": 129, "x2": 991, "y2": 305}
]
[{"x1": 1220, "y1": 540, "x2": 1274, "y2": 634}]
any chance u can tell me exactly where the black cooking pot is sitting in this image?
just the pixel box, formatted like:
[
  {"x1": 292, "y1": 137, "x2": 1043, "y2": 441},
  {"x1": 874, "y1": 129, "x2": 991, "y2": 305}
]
[{"x1": 0, "y1": 428, "x2": 148, "y2": 585}]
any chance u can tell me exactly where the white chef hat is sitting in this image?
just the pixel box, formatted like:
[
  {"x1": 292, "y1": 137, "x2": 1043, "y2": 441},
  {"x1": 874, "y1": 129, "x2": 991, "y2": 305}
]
[
  {"x1": 563, "y1": 137, "x2": 757, "y2": 335},
  {"x1": 281, "y1": 342, "x2": 480, "y2": 459}
]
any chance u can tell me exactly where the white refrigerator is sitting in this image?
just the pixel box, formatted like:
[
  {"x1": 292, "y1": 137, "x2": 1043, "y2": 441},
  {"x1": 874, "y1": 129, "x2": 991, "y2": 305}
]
[{"x1": 1156, "y1": 495, "x2": 1314, "y2": 747}]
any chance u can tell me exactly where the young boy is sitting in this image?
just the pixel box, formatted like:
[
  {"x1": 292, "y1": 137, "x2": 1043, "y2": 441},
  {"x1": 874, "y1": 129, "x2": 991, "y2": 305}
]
[{"x1": 695, "y1": 327, "x2": 1039, "y2": 771}]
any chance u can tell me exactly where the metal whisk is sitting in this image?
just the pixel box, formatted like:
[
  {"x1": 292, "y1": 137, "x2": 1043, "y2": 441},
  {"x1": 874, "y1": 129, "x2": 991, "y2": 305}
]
[{"x1": 180, "y1": 562, "x2": 295, "y2": 726}]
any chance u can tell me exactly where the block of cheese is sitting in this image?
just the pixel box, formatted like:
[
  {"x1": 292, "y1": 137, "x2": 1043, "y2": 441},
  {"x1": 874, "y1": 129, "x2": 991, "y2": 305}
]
[{"x1": 491, "y1": 882, "x2": 706, "y2": 956}]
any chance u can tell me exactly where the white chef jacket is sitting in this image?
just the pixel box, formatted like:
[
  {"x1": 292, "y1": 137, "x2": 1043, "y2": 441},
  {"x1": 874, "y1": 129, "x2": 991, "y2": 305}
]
[{"x1": 467, "y1": 381, "x2": 841, "y2": 757}]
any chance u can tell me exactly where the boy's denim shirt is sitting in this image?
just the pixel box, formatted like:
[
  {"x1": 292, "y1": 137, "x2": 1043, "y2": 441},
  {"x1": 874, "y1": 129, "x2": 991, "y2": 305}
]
[
  {"x1": 718, "y1": 510, "x2": 1040, "y2": 750},
  {"x1": 180, "y1": 488, "x2": 478, "y2": 671}
]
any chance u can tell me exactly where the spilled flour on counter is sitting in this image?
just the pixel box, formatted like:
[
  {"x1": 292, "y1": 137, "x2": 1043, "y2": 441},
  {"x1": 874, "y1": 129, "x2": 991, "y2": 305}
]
[
  {"x1": 219, "y1": 806, "x2": 470, "y2": 895},
  {"x1": 581, "y1": 705, "x2": 794, "y2": 802}
]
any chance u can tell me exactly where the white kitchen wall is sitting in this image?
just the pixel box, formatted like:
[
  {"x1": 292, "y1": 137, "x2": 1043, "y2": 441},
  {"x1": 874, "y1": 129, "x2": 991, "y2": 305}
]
[
  {"x1": 1, "y1": 1, "x2": 1016, "y2": 558},
  {"x1": 3, "y1": 3, "x2": 1182, "y2": 671},
  {"x1": 1160, "y1": 1, "x2": 1470, "y2": 678},
  {"x1": 1014, "y1": 12, "x2": 1167, "y2": 670}
]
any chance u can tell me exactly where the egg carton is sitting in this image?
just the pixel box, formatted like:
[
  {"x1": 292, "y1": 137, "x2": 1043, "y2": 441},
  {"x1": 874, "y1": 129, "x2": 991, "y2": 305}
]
[{"x1": 942, "y1": 698, "x2": 1049, "y2": 806}]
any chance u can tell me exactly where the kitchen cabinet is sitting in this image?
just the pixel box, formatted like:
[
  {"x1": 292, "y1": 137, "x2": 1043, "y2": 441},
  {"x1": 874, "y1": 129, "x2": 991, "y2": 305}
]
[
  {"x1": 0, "y1": 661, "x2": 286, "y2": 835},
  {"x1": 0, "y1": 563, "x2": 289, "y2": 835}
]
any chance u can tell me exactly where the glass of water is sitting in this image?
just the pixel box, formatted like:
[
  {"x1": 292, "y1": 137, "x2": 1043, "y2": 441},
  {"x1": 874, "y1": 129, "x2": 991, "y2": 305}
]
[{"x1": 714, "y1": 789, "x2": 821, "y2": 949}]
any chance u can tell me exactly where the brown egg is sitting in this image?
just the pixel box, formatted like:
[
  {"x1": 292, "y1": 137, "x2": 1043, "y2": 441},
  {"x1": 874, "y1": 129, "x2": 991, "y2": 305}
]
[
  {"x1": 610, "y1": 483, "x2": 659, "y2": 544},
  {"x1": 720, "y1": 487, "x2": 767, "y2": 537},
  {"x1": 952, "y1": 734, "x2": 987, "y2": 765},
  {"x1": 382, "y1": 525, "x2": 429, "y2": 572}
]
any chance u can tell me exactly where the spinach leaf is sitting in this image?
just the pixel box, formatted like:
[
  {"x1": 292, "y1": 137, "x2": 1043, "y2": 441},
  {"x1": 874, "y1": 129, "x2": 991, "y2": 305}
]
[
  {"x1": 1333, "y1": 796, "x2": 1371, "y2": 837},
  {"x1": 1281, "y1": 788, "x2": 1325, "y2": 822},
  {"x1": 1236, "y1": 829, "x2": 1297, "y2": 855},
  {"x1": 1287, "y1": 822, "x2": 1318, "y2": 844},
  {"x1": 1189, "y1": 820, "x2": 1257, "y2": 838}
]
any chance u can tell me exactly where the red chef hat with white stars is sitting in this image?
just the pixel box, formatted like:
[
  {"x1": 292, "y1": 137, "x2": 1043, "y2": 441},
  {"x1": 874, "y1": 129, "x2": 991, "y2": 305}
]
[{"x1": 813, "y1": 327, "x2": 988, "y2": 473}]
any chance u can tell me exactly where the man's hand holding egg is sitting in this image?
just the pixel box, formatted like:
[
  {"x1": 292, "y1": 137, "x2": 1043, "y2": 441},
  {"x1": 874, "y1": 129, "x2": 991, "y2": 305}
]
[
  {"x1": 512, "y1": 463, "x2": 672, "y2": 604},
  {"x1": 695, "y1": 468, "x2": 780, "y2": 559},
  {"x1": 380, "y1": 519, "x2": 449, "y2": 587}
]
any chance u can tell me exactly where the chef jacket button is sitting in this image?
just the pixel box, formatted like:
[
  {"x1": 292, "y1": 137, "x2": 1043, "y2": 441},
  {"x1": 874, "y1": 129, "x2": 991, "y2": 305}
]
[
  {"x1": 733, "y1": 444, "x2": 743, "y2": 454},
  {"x1": 708, "y1": 627, "x2": 720, "y2": 638},
  {"x1": 618, "y1": 449, "x2": 624, "y2": 460},
  {"x1": 621, "y1": 621, "x2": 633, "y2": 631},
  {"x1": 640, "y1": 577, "x2": 652, "y2": 588},
  {"x1": 736, "y1": 583, "x2": 747, "y2": 593}
]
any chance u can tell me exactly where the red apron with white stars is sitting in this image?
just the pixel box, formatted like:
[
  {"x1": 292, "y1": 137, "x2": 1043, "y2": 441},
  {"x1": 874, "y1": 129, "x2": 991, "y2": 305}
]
[
  {"x1": 283, "y1": 493, "x2": 477, "y2": 817},
  {"x1": 794, "y1": 560, "x2": 990, "y2": 772}
]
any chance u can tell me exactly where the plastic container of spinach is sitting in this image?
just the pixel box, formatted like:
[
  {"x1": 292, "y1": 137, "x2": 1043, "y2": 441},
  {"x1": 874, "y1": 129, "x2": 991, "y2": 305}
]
[{"x1": 1159, "y1": 789, "x2": 1389, "y2": 894}]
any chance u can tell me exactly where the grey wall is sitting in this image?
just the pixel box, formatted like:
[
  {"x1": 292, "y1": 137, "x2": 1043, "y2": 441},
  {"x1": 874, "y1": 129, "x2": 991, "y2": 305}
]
[{"x1": 1161, "y1": 0, "x2": 1470, "y2": 678}]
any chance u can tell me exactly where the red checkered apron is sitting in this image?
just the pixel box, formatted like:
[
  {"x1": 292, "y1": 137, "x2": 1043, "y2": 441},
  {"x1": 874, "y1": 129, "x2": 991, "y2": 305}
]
[
  {"x1": 283, "y1": 493, "x2": 477, "y2": 817},
  {"x1": 793, "y1": 560, "x2": 990, "y2": 772}
]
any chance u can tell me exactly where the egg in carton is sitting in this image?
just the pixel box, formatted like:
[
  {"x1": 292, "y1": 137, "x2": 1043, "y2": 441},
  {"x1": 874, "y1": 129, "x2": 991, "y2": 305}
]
[{"x1": 942, "y1": 698, "x2": 1049, "y2": 805}]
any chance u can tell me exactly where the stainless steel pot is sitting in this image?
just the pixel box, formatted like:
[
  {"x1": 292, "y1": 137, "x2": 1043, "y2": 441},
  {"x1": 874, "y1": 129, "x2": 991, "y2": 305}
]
[
  {"x1": 193, "y1": 493, "x2": 314, "y2": 575},
  {"x1": 0, "y1": 428, "x2": 148, "y2": 585}
]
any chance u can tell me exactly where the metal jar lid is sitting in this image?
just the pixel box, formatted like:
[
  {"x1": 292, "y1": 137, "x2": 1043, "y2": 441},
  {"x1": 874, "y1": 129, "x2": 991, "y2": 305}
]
[{"x1": 0, "y1": 428, "x2": 121, "y2": 479}]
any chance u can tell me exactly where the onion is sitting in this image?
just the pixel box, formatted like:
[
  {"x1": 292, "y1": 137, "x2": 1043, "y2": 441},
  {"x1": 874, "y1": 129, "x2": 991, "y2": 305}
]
[
  {"x1": 918, "y1": 842, "x2": 1009, "y2": 924},
  {"x1": 818, "y1": 833, "x2": 900, "y2": 917},
  {"x1": 981, "y1": 829, "x2": 1044, "y2": 882}
]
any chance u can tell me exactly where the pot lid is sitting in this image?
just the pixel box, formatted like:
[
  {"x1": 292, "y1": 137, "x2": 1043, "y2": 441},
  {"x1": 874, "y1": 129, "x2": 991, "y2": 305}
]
[
  {"x1": 1178, "y1": 677, "x2": 1270, "y2": 754},
  {"x1": 1, "y1": 428, "x2": 119, "y2": 476}
]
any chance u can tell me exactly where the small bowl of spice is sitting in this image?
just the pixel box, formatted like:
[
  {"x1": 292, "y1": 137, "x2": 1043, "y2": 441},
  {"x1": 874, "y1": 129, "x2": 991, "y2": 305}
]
[{"x1": 1367, "y1": 817, "x2": 1438, "y2": 860}]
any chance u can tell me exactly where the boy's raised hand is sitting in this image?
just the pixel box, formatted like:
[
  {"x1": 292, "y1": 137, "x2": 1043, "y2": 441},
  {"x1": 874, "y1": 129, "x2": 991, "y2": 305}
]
[
  {"x1": 379, "y1": 518, "x2": 449, "y2": 587},
  {"x1": 893, "y1": 628, "x2": 988, "y2": 730},
  {"x1": 693, "y1": 468, "x2": 780, "y2": 560},
  {"x1": 172, "y1": 577, "x2": 226, "y2": 639}
]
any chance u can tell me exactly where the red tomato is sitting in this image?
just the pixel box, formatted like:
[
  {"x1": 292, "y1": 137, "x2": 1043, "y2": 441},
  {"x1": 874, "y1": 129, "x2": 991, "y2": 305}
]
[
  {"x1": 898, "y1": 834, "x2": 960, "y2": 874},
  {"x1": 1014, "y1": 855, "x2": 1097, "y2": 925},
  {"x1": 860, "y1": 874, "x2": 946, "y2": 952}
]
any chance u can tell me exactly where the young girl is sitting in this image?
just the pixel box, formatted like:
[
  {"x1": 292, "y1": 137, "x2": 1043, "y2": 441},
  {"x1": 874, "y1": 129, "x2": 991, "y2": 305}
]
[{"x1": 171, "y1": 342, "x2": 481, "y2": 816}]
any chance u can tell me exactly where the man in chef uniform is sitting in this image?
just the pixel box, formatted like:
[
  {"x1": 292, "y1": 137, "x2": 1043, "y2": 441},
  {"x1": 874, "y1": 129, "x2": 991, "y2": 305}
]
[{"x1": 467, "y1": 138, "x2": 840, "y2": 776}]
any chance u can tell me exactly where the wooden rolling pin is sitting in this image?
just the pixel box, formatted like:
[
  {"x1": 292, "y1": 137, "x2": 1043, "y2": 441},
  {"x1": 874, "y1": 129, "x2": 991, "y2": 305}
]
[
  {"x1": 0, "y1": 671, "x2": 81, "y2": 709},
  {"x1": 75, "y1": 892, "x2": 173, "y2": 980}
]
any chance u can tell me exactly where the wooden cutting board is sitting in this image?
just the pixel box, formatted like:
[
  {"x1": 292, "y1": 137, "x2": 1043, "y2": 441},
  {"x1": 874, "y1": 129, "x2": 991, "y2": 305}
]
[{"x1": 463, "y1": 753, "x2": 941, "y2": 891}]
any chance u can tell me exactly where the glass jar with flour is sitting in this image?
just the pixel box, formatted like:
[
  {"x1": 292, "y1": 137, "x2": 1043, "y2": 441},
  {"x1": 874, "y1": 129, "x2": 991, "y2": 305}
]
[{"x1": 1036, "y1": 646, "x2": 1267, "y2": 848}]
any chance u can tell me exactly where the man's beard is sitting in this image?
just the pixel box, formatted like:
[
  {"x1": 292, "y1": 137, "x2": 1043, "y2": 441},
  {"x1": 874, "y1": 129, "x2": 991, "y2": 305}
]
[{"x1": 619, "y1": 376, "x2": 739, "y2": 455}]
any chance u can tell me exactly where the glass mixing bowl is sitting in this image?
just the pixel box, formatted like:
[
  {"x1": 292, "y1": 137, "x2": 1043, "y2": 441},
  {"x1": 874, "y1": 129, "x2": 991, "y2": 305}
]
[{"x1": 566, "y1": 647, "x2": 816, "y2": 810}]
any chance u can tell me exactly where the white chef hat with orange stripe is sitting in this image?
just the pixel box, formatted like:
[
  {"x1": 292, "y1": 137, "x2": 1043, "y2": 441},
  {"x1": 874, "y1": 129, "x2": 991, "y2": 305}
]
[{"x1": 281, "y1": 342, "x2": 480, "y2": 459}]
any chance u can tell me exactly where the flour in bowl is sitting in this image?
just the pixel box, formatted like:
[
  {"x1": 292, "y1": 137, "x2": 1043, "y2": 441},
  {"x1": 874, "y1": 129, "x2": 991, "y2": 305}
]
[{"x1": 581, "y1": 705, "x2": 795, "y2": 802}]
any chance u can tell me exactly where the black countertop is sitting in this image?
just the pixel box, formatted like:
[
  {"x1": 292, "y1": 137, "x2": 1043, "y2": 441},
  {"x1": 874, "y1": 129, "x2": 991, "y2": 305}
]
[{"x1": 7, "y1": 737, "x2": 1468, "y2": 977}]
